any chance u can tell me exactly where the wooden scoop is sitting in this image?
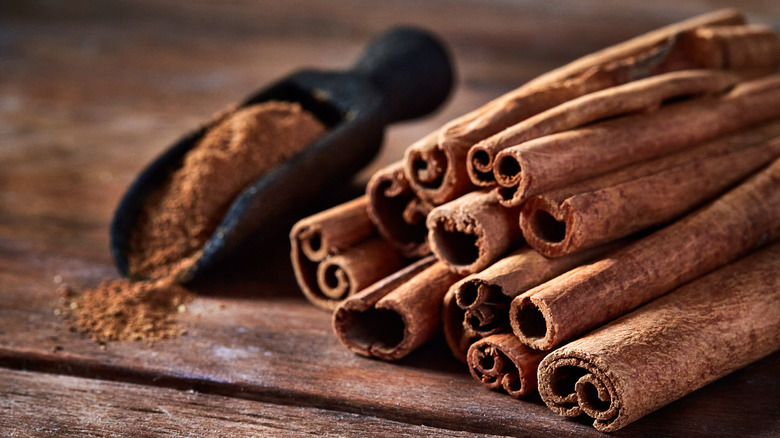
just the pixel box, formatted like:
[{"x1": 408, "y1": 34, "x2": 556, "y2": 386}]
[{"x1": 110, "y1": 27, "x2": 453, "y2": 282}]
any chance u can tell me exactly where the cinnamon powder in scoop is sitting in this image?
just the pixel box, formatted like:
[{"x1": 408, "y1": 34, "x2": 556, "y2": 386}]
[
  {"x1": 128, "y1": 101, "x2": 326, "y2": 280},
  {"x1": 69, "y1": 101, "x2": 325, "y2": 342}
]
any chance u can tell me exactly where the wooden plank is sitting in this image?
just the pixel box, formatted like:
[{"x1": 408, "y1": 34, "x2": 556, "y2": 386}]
[
  {"x1": 1, "y1": 368, "x2": 506, "y2": 437},
  {"x1": 1, "y1": 0, "x2": 778, "y2": 436},
  {"x1": 1, "y1": 239, "x2": 778, "y2": 437}
]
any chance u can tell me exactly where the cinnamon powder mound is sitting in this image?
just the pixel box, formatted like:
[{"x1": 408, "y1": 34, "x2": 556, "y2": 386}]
[
  {"x1": 128, "y1": 101, "x2": 327, "y2": 280},
  {"x1": 67, "y1": 101, "x2": 325, "y2": 343},
  {"x1": 68, "y1": 278, "x2": 191, "y2": 342}
]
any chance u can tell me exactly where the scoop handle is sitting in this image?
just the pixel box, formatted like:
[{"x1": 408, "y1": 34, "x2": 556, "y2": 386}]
[{"x1": 352, "y1": 26, "x2": 454, "y2": 123}]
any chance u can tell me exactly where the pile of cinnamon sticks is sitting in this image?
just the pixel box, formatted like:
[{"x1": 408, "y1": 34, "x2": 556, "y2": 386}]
[{"x1": 289, "y1": 9, "x2": 780, "y2": 432}]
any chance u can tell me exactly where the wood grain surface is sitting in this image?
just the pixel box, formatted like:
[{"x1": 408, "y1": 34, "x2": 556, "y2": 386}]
[
  {"x1": 2, "y1": 368, "x2": 506, "y2": 437},
  {"x1": 1, "y1": 0, "x2": 778, "y2": 436}
]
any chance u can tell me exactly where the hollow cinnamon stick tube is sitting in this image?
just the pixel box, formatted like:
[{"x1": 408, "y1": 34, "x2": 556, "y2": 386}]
[
  {"x1": 494, "y1": 74, "x2": 780, "y2": 206},
  {"x1": 453, "y1": 244, "x2": 621, "y2": 337},
  {"x1": 333, "y1": 258, "x2": 461, "y2": 361},
  {"x1": 366, "y1": 161, "x2": 433, "y2": 258},
  {"x1": 426, "y1": 190, "x2": 522, "y2": 275},
  {"x1": 290, "y1": 196, "x2": 374, "y2": 262},
  {"x1": 315, "y1": 239, "x2": 406, "y2": 301},
  {"x1": 290, "y1": 196, "x2": 376, "y2": 310},
  {"x1": 442, "y1": 286, "x2": 480, "y2": 363},
  {"x1": 537, "y1": 242, "x2": 780, "y2": 432},
  {"x1": 510, "y1": 157, "x2": 780, "y2": 351},
  {"x1": 468, "y1": 70, "x2": 740, "y2": 187},
  {"x1": 520, "y1": 120, "x2": 780, "y2": 257},
  {"x1": 467, "y1": 333, "x2": 547, "y2": 399},
  {"x1": 404, "y1": 9, "x2": 753, "y2": 204},
  {"x1": 678, "y1": 24, "x2": 780, "y2": 72}
]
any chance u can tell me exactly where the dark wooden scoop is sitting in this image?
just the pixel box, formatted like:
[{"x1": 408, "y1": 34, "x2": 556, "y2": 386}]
[{"x1": 110, "y1": 27, "x2": 454, "y2": 283}]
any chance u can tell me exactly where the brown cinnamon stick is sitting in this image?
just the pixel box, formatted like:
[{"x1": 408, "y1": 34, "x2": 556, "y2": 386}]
[
  {"x1": 404, "y1": 9, "x2": 761, "y2": 205},
  {"x1": 366, "y1": 161, "x2": 433, "y2": 258},
  {"x1": 510, "y1": 157, "x2": 780, "y2": 351},
  {"x1": 537, "y1": 242, "x2": 780, "y2": 432},
  {"x1": 520, "y1": 120, "x2": 780, "y2": 257},
  {"x1": 315, "y1": 239, "x2": 406, "y2": 301},
  {"x1": 333, "y1": 258, "x2": 461, "y2": 361},
  {"x1": 426, "y1": 190, "x2": 522, "y2": 275},
  {"x1": 442, "y1": 286, "x2": 480, "y2": 363},
  {"x1": 467, "y1": 333, "x2": 547, "y2": 399},
  {"x1": 453, "y1": 244, "x2": 621, "y2": 337},
  {"x1": 494, "y1": 74, "x2": 780, "y2": 206},
  {"x1": 290, "y1": 196, "x2": 377, "y2": 310},
  {"x1": 468, "y1": 70, "x2": 740, "y2": 187}
]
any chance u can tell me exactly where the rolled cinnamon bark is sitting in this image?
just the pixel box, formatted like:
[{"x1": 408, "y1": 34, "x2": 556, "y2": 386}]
[
  {"x1": 426, "y1": 190, "x2": 522, "y2": 275},
  {"x1": 494, "y1": 74, "x2": 780, "y2": 206},
  {"x1": 520, "y1": 120, "x2": 780, "y2": 257},
  {"x1": 442, "y1": 286, "x2": 480, "y2": 363},
  {"x1": 290, "y1": 196, "x2": 376, "y2": 310},
  {"x1": 404, "y1": 9, "x2": 758, "y2": 204},
  {"x1": 290, "y1": 196, "x2": 374, "y2": 262},
  {"x1": 315, "y1": 239, "x2": 406, "y2": 301},
  {"x1": 333, "y1": 258, "x2": 461, "y2": 361},
  {"x1": 510, "y1": 157, "x2": 780, "y2": 351},
  {"x1": 454, "y1": 244, "x2": 621, "y2": 337},
  {"x1": 678, "y1": 24, "x2": 780, "y2": 71},
  {"x1": 467, "y1": 333, "x2": 547, "y2": 399},
  {"x1": 468, "y1": 70, "x2": 740, "y2": 187},
  {"x1": 366, "y1": 161, "x2": 433, "y2": 258},
  {"x1": 537, "y1": 242, "x2": 780, "y2": 432}
]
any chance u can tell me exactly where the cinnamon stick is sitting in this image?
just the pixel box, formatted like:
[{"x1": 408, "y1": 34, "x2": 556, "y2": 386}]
[
  {"x1": 537, "y1": 242, "x2": 780, "y2": 432},
  {"x1": 494, "y1": 74, "x2": 780, "y2": 206},
  {"x1": 510, "y1": 157, "x2": 780, "y2": 351},
  {"x1": 315, "y1": 239, "x2": 406, "y2": 302},
  {"x1": 366, "y1": 161, "x2": 433, "y2": 258},
  {"x1": 426, "y1": 190, "x2": 522, "y2": 275},
  {"x1": 290, "y1": 196, "x2": 376, "y2": 310},
  {"x1": 442, "y1": 286, "x2": 480, "y2": 363},
  {"x1": 468, "y1": 70, "x2": 740, "y2": 187},
  {"x1": 453, "y1": 244, "x2": 620, "y2": 337},
  {"x1": 404, "y1": 9, "x2": 764, "y2": 205},
  {"x1": 333, "y1": 258, "x2": 461, "y2": 361},
  {"x1": 520, "y1": 120, "x2": 780, "y2": 257},
  {"x1": 467, "y1": 333, "x2": 547, "y2": 399}
]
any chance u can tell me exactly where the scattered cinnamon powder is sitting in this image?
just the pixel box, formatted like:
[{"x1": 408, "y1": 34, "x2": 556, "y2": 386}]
[
  {"x1": 128, "y1": 101, "x2": 327, "y2": 280},
  {"x1": 65, "y1": 278, "x2": 191, "y2": 342},
  {"x1": 66, "y1": 101, "x2": 326, "y2": 343}
]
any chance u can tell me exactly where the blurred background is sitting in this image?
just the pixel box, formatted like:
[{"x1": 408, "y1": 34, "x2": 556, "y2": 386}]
[{"x1": 1, "y1": 0, "x2": 778, "y2": 259}]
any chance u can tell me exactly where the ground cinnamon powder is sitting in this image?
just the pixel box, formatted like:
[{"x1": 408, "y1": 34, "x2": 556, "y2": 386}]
[
  {"x1": 69, "y1": 101, "x2": 326, "y2": 342},
  {"x1": 67, "y1": 278, "x2": 190, "y2": 342},
  {"x1": 128, "y1": 101, "x2": 327, "y2": 280}
]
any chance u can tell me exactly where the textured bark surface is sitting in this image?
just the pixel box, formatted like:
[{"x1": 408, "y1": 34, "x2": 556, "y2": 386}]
[
  {"x1": 468, "y1": 70, "x2": 741, "y2": 187},
  {"x1": 427, "y1": 190, "x2": 522, "y2": 275},
  {"x1": 538, "y1": 243, "x2": 780, "y2": 432},
  {"x1": 315, "y1": 238, "x2": 406, "y2": 301},
  {"x1": 332, "y1": 257, "x2": 456, "y2": 361},
  {"x1": 452, "y1": 244, "x2": 621, "y2": 337},
  {"x1": 441, "y1": 286, "x2": 479, "y2": 363},
  {"x1": 520, "y1": 121, "x2": 780, "y2": 257},
  {"x1": 467, "y1": 333, "x2": 547, "y2": 399},
  {"x1": 511, "y1": 158, "x2": 780, "y2": 351},
  {"x1": 366, "y1": 161, "x2": 433, "y2": 258},
  {"x1": 403, "y1": 8, "x2": 762, "y2": 205},
  {"x1": 289, "y1": 197, "x2": 377, "y2": 310},
  {"x1": 494, "y1": 74, "x2": 780, "y2": 206}
]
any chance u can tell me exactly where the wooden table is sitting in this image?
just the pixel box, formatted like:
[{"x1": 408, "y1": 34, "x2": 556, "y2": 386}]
[{"x1": 2, "y1": 1, "x2": 778, "y2": 436}]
